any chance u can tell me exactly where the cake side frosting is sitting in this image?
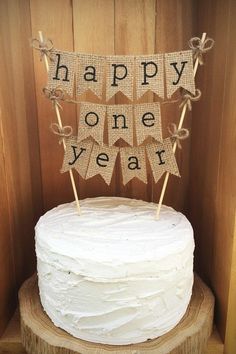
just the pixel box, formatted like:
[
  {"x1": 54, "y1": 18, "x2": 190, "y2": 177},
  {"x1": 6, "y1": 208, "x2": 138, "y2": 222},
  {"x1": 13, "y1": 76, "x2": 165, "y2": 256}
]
[{"x1": 35, "y1": 197, "x2": 194, "y2": 345}]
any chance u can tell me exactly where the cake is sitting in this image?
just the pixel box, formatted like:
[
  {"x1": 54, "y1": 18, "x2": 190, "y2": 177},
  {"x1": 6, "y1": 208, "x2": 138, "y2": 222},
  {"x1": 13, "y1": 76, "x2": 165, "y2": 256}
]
[{"x1": 35, "y1": 196, "x2": 194, "y2": 345}]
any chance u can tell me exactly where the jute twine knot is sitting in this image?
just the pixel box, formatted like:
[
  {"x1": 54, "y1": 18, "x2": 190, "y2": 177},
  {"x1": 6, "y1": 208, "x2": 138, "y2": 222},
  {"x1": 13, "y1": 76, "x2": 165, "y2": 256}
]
[
  {"x1": 168, "y1": 123, "x2": 189, "y2": 149},
  {"x1": 50, "y1": 123, "x2": 73, "y2": 144},
  {"x1": 31, "y1": 38, "x2": 54, "y2": 62},
  {"x1": 189, "y1": 37, "x2": 214, "y2": 65},
  {"x1": 43, "y1": 87, "x2": 65, "y2": 110},
  {"x1": 179, "y1": 88, "x2": 202, "y2": 111}
]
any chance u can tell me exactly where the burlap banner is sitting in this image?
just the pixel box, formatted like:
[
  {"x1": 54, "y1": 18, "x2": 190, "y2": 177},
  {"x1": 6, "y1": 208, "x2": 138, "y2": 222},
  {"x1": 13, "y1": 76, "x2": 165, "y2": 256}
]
[
  {"x1": 120, "y1": 146, "x2": 147, "y2": 185},
  {"x1": 165, "y1": 50, "x2": 195, "y2": 98},
  {"x1": 106, "y1": 55, "x2": 134, "y2": 101},
  {"x1": 77, "y1": 54, "x2": 105, "y2": 99},
  {"x1": 46, "y1": 49, "x2": 197, "y2": 101},
  {"x1": 107, "y1": 104, "x2": 133, "y2": 146},
  {"x1": 146, "y1": 138, "x2": 180, "y2": 183},
  {"x1": 135, "y1": 54, "x2": 164, "y2": 99},
  {"x1": 48, "y1": 50, "x2": 76, "y2": 96},
  {"x1": 60, "y1": 139, "x2": 180, "y2": 185},
  {"x1": 77, "y1": 102, "x2": 106, "y2": 145},
  {"x1": 86, "y1": 144, "x2": 119, "y2": 185},
  {"x1": 61, "y1": 136, "x2": 93, "y2": 178},
  {"x1": 134, "y1": 102, "x2": 162, "y2": 145}
]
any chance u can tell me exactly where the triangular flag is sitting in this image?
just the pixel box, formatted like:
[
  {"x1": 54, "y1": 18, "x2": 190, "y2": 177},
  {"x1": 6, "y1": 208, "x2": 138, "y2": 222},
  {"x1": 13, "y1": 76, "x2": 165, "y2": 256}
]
[
  {"x1": 107, "y1": 104, "x2": 133, "y2": 146},
  {"x1": 77, "y1": 102, "x2": 106, "y2": 145},
  {"x1": 61, "y1": 136, "x2": 93, "y2": 178},
  {"x1": 146, "y1": 138, "x2": 180, "y2": 183},
  {"x1": 134, "y1": 102, "x2": 162, "y2": 145},
  {"x1": 86, "y1": 144, "x2": 119, "y2": 185},
  {"x1": 106, "y1": 55, "x2": 134, "y2": 101},
  {"x1": 135, "y1": 54, "x2": 164, "y2": 99},
  {"x1": 77, "y1": 54, "x2": 105, "y2": 99},
  {"x1": 48, "y1": 50, "x2": 76, "y2": 96},
  {"x1": 120, "y1": 146, "x2": 147, "y2": 185},
  {"x1": 165, "y1": 50, "x2": 195, "y2": 98}
]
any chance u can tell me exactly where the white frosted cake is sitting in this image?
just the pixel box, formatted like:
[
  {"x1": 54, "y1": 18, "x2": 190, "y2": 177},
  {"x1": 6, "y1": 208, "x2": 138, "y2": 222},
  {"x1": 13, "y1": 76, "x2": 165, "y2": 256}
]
[{"x1": 35, "y1": 197, "x2": 194, "y2": 345}]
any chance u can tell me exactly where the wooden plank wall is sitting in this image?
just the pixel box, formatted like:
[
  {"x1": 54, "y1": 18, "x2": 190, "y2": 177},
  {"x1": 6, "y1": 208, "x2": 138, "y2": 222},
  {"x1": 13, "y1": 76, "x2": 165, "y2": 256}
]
[
  {"x1": 187, "y1": 0, "x2": 236, "y2": 349},
  {"x1": 0, "y1": 0, "x2": 43, "y2": 335}
]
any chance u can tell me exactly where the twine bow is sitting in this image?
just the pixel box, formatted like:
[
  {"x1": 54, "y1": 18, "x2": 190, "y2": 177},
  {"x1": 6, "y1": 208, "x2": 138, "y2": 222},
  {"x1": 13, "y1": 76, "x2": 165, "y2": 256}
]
[
  {"x1": 43, "y1": 87, "x2": 66, "y2": 110},
  {"x1": 168, "y1": 123, "x2": 189, "y2": 149},
  {"x1": 31, "y1": 38, "x2": 54, "y2": 62},
  {"x1": 179, "y1": 88, "x2": 202, "y2": 111},
  {"x1": 188, "y1": 37, "x2": 214, "y2": 65},
  {"x1": 50, "y1": 123, "x2": 73, "y2": 144}
]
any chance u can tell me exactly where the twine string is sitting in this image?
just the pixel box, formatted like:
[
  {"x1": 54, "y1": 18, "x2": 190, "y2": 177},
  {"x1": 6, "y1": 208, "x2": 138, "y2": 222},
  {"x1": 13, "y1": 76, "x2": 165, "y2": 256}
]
[
  {"x1": 189, "y1": 36, "x2": 214, "y2": 65},
  {"x1": 179, "y1": 88, "x2": 202, "y2": 111},
  {"x1": 42, "y1": 87, "x2": 65, "y2": 110},
  {"x1": 31, "y1": 38, "x2": 54, "y2": 62},
  {"x1": 50, "y1": 123, "x2": 73, "y2": 144},
  {"x1": 168, "y1": 123, "x2": 189, "y2": 149},
  {"x1": 43, "y1": 87, "x2": 80, "y2": 109}
]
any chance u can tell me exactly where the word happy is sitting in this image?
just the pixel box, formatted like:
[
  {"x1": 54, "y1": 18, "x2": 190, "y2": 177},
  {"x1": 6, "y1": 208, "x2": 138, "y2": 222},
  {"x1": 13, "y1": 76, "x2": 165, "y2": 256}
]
[{"x1": 47, "y1": 49, "x2": 196, "y2": 101}]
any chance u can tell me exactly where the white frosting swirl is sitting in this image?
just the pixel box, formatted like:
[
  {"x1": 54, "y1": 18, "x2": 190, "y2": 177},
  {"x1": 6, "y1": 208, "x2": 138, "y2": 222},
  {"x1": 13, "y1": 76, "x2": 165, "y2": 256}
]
[{"x1": 35, "y1": 197, "x2": 194, "y2": 345}]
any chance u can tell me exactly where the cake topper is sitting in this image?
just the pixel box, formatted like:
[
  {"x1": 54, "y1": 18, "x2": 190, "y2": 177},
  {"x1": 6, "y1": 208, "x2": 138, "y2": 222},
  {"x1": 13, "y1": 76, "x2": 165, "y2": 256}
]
[{"x1": 31, "y1": 31, "x2": 214, "y2": 219}]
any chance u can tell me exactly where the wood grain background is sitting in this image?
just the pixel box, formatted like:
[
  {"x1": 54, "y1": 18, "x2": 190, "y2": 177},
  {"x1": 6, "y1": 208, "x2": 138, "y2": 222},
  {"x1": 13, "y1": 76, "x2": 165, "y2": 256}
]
[{"x1": 0, "y1": 0, "x2": 235, "y2": 352}]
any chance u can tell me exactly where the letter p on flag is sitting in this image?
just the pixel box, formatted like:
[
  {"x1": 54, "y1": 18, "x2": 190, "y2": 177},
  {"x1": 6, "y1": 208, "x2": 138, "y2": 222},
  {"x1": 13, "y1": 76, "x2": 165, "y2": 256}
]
[{"x1": 106, "y1": 55, "x2": 134, "y2": 101}]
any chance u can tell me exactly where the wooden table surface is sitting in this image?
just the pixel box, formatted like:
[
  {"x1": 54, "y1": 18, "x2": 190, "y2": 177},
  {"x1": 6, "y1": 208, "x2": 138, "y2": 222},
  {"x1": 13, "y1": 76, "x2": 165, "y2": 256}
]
[{"x1": 0, "y1": 309, "x2": 224, "y2": 354}]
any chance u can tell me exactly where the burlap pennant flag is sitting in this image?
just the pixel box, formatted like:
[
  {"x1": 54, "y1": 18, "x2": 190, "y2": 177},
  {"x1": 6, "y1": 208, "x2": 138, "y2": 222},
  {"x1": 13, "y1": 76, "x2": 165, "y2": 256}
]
[
  {"x1": 107, "y1": 104, "x2": 133, "y2": 146},
  {"x1": 61, "y1": 136, "x2": 93, "y2": 178},
  {"x1": 146, "y1": 138, "x2": 180, "y2": 183},
  {"x1": 165, "y1": 50, "x2": 195, "y2": 98},
  {"x1": 77, "y1": 54, "x2": 105, "y2": 99},
  {"x1": 134, "y1": 102, "x2": 162, "y2": 145},
  {"x1": 86, "y1": 144, "x2": 119, "y2": 185},
  {"x1": 120, "y1": 146, "x2": 147, "y2": 185},
  {"x1": 77, "y1": 102, "x2": 106, "y2": 145},
  {"x1": 48, "y1": 50, "x2": 76, "y2": 96},
  {"x1": 106, "y1": 55, "x2": 134, "y2": 101},
  {"x1": 135, "y1": 54, "x2": 164, "y2": 99}
]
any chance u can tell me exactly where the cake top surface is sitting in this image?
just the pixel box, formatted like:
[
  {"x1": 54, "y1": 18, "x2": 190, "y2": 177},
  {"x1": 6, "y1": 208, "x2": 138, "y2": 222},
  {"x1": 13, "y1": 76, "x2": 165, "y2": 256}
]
[{"x1": 36, "y1": 197, "x2": 193, "y2": 265}]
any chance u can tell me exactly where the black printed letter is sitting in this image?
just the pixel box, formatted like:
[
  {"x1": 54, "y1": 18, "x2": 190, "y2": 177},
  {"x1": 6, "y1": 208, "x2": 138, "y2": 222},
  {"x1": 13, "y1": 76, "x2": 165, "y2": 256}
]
[
  {"x1": 170, "y1": 61, "x2": 188, "y2": 85},
  {"x1": 112, "y1": 114, "x2": 128, "y2": 129},
  {"x1": 84, "y1": 66, "x2": 97, "y2": 82},
  {"x1": 128, "y1": 156, "x2": 141, "y2": 170},
  {"x1": 141, "y1": 61, "x2": 158, "y2": 85},
  {"x1": 156, "y1": 149, "x2": 165, "y2": 165},
  {"x1": 53, "y1": 54, "x2": 69, "y2": 82},
  {"x1": 111, "y1": 64, "x2": 127, "y2": 86},
  {"x1": 96, "y1": 153, "x2": 109, "y2": 167},
  {"x1": 84, "y1": 112, "x2": 99, "y2": 127},
  {"x1": 142, "y1": 112, "x2": 155, "y2": 127},
  {"x1": 69, "y1": 146, "x2": 86, "y2": 165}
]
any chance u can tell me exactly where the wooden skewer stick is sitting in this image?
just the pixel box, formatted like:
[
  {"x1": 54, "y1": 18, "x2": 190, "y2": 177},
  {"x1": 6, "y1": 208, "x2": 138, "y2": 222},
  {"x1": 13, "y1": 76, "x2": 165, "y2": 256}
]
[
  {"x1": 156, "y1": 32, "x2": 207, "y2": 220},
  {"x1": 38, "y1": 31, "x2": 81, "y2": 214}
]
